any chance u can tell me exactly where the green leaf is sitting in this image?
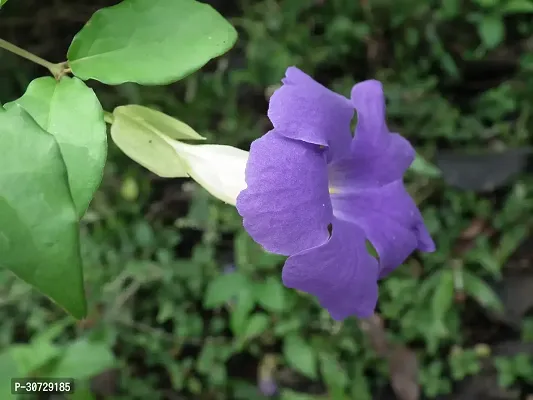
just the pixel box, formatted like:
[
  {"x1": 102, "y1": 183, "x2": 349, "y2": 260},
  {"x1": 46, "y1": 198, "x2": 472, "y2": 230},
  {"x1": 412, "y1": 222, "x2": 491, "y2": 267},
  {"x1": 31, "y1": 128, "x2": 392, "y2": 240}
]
[
  {"x1": 204, "y1": 272, "x2": 249, "y2": 309},
  {"x1": 196, "y1": 341, "x2": 218, "y2": 374},
  {"x1": 0, "y1": 349, "x2": 20, "y2": 399},
  {"x1": 5, "y1": 77, "x2": 107, "y2": 217},
  {"x1": 111, "y1": 106, "x2": 191, "y2": 178},
  {"x1": 409, "y1": 153, "x2": 442, "y2": 178},
  {"x1": 241, "y1": 313, "x2": 270, "y2": 342},
  {"x1": 432, "y1": 270, "x2": 454, "y2": 321},
  {"x1": 255, "y1": 276, "x2": 287, "y2": 312},
  {"x1": 67, "y1": 0, "x2": 238, "y2": 85},
  {"x1": 463, "y1": 270, "x2": 504, "y2": 312},
  {"x1": 319, "y1": 353, "x2": 348, "y2": 397},
  {"x1": 502, "y1": 0, "x2": 533, "y2": 13},
  {"x1": 45, "y1": 339, "x2": 115, "y2": 379},
  {"x1": 230, "y1": 287, "x2": 256, "y2": 335},
  {"x1": 0, "y1": 105, "x2": 86, "y2": 318},
  {"x1": 280, "y1": 390, "x2": 323, "y2": 400},
  {"x1": 477, "y1": 16, "x2": 505, "y2": 49},
  {"x1": 11, "y1": 343, "x2": 61, "y2": 376},
  {"x1": 283, "y1": 335, "x2": 318, "y2": 380},
  {"x1": 0, "y1": 0, "x2": 8, "y2": 8},
  {"x1": 115, "y1": 105, "x2": 205, "y2": 141},
  {"x1": 68, "y1": 384, "x2": 96, "y2": 400},
  {"x1": 473, "y1": 0, "x2": 499, "y2": 7}
]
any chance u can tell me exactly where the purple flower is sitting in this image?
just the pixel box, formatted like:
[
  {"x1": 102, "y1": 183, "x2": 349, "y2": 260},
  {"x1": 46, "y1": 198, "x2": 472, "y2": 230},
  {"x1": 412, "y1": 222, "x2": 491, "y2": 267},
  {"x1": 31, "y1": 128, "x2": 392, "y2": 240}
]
[
  {"x1": 236, "y1": 67, "x2": 435, "y2": 320},
  {"x1": 258, "y1": 377, "x2": 278, "y2": 397}
]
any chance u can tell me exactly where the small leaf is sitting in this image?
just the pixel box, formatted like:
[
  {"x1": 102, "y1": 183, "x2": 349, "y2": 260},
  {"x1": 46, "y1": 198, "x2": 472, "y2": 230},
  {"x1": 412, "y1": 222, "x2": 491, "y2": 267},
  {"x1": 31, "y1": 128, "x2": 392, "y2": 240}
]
[
  {"x1": 463, "y1": 270, "x2": 504, "y2": 312},
  {"x1": 283, "y1": 335, "x2": 318, "y2": 380},
  {"x1": 409, "y1": 153, "x2": 442, "y2": 178},
  {"x1": 114, "y1": 105, "x2": 205, "y2": 141},
  {"x1": 111, "y1": 106, "x2": 189, "y2": 178},
  {"x1": 241, "y1": 313, "x2": 270, "y2": 342},
  {"x1": 255, "y1": 276, "x2": 287, "y2": 312},
  {"x1": 477, "y1": 16, "x2": 505, "y2": 49},
  {"x1": 67, "y1": 0, "x2": 238, "y2": 85},
  {"x1": 230, "y1": 287, "x2": 256, "y2": 335},
  {"x1": 432, "y1": 270, "x2": 454, "y2": 322},
  {"x1": 45, "y1": 339, "x2": 115, "y2": 379},
  {"x1": 0, "y1": 105, "x2": 86, "y2": 318},
  {"x1": 502, "y1": 0, "x2": 533, "y2": 13},
  {"x1": 204, "y1": 272, "x2": 249, "y2": 308},
  {"x1": 319, "y1": 353, "x2": 348, "y2": 392},
  {"x1": 5, "y1": 77, "x2": 107, "y2": 216},
  {"x1": 196, "y1": 341, "x2": 218, "y2": 374},
  {"x1": 435, "y1": 148, "x2": 531, "y2": 192}
]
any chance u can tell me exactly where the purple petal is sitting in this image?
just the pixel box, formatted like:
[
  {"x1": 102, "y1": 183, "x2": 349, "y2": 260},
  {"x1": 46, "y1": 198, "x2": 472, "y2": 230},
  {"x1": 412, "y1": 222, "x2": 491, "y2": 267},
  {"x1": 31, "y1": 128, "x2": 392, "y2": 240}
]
[
  {"x1": 236, "y1": 130, "x2": 332, "y2": 256},
  {"x1": 345, "y1": 80, "x2": 415, "y2": 188},
  {"x1": 330, "y1": 179, "x2": 435, "y2": 278},
  {"x1": 268, "y1": 67, "x2": 353, "y2": 161},
  {"x1": 282, "y1": 218, "x2": 379, "y2": 320}
]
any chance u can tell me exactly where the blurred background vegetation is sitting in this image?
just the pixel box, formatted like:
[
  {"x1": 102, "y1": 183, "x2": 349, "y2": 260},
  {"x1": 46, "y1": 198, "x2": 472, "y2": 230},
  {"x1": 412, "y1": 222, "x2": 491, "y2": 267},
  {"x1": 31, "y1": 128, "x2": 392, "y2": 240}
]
[{"x1": 2, "y1": 0, "x2": 533, "y2": 399}]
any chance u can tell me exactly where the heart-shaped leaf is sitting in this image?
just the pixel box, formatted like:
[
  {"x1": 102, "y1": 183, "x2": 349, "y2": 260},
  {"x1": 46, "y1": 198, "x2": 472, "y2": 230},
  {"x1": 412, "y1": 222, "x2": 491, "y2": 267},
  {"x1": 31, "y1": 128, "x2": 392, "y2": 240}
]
[{"x1": 0, "y1": 105, "x2": 86, "y2": 318}]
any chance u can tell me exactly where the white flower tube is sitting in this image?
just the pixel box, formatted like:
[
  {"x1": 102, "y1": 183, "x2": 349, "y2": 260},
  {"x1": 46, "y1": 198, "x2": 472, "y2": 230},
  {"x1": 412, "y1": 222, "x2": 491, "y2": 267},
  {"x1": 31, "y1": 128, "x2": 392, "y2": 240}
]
[
  {"x1": 110, "y1": 104, "x2": 248, "y2": 205},
  {"x1": 162, "y1": 137, "x2": 248, "y2": 205}
]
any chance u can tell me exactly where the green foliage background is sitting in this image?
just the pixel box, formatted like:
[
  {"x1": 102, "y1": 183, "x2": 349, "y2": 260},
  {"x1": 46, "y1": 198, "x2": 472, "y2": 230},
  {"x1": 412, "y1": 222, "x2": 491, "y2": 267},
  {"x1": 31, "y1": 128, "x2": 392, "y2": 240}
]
[{"x1": 2, "y1": 0, "x2": 533, "y2": 399}]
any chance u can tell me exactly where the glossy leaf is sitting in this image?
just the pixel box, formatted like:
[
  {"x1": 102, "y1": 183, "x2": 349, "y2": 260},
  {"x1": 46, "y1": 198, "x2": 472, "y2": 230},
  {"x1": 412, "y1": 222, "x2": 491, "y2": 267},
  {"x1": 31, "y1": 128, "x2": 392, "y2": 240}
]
[
  {"x1": 67, "y1": 0, "x2": 238, "y2": 85},
  {"x1": 0, "y1": 105, "x2": 86, "y2": 318},
  {"x1": 5, "y1": 77, "x2": 107, "y2": 217},
  {"x1": 0, "y1": 0, "x2": 8, "y2": 7}
]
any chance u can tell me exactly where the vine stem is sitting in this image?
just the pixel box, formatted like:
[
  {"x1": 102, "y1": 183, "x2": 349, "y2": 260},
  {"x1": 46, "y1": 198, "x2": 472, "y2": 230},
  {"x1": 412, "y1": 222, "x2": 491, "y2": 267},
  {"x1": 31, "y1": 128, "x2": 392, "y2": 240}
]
[{"x1": 0, "y1": 38, "x2": 66, "y2": 79}]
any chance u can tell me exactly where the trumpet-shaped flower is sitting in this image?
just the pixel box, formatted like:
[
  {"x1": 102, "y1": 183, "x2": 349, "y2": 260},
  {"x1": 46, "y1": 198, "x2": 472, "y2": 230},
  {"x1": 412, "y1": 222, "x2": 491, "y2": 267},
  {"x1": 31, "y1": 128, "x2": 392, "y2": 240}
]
[{"x1": 236, "y1": 67, "x2": 435, "y2": 320}]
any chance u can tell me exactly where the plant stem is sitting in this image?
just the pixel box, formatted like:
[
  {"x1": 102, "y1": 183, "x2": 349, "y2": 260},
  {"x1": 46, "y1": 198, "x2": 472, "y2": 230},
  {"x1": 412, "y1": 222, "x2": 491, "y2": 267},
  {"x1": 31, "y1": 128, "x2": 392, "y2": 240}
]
[{"x1": 0, "y1": 38, "x2": 66, "y2": 78}]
